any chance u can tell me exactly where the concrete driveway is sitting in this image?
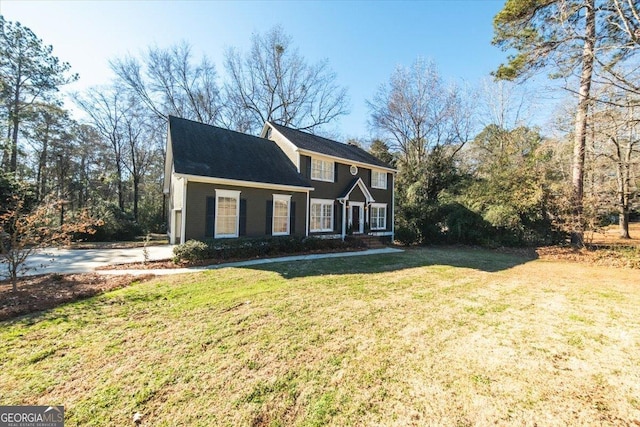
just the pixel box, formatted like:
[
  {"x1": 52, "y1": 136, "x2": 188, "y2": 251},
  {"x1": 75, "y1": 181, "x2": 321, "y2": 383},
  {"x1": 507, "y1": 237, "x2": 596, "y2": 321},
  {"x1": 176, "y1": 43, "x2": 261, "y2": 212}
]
[{"x1": 6, "y1": 245, "x2": 175, "y2": 277}]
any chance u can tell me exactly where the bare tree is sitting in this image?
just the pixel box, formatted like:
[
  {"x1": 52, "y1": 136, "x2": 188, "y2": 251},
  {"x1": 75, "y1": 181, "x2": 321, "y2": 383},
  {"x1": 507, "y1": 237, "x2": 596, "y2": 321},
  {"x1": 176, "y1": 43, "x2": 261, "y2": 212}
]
[
  {"x1": 74, "y1": 86, "x2": 128, "y2": 212},
  {"x1": 590, "y1": 93, "x2": 639, "y2": 238},
  {"x1": 367, "y1": 58, "x2": 473, "y2": 165},
  {"x1": 478, "y1": 79, "x2": 533, "y2": 130},
  {"x1": 111, "y1": 42, "x2": 222, "y2": 126},
  {"x1": 223, "y1": 25, "x2": 349, "y2": 135},
  {"x1": 121, "y1": 96, "x2": 157, "y2": 222}
]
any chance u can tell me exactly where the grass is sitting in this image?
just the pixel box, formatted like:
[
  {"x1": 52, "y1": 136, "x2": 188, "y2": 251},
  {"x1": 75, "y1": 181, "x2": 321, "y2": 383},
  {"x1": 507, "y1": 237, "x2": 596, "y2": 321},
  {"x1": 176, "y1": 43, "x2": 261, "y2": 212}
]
[{"x1": 1, "y1": 247, "x2": 639, "y2": 426}]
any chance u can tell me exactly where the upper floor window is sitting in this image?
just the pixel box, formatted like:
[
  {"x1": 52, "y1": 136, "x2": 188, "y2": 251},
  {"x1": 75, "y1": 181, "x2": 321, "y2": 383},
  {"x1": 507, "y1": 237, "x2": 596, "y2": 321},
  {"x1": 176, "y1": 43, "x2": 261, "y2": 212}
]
[
  {"x1": 371, "y1": 170, "x2": 387, "y2": 189},
  {"x1": 311, "y1": 158, "x2": 334, "y2": 182}
]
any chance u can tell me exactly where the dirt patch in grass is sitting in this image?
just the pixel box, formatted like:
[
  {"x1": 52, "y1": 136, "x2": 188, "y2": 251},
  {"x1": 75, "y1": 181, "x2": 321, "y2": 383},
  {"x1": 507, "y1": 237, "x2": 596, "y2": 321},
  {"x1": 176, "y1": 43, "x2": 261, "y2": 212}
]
[
  {"x1": 0, "y1": 273, "x2": 154, "y2": 321},
  {"x1": 587, "y1": 222, "x2": 640, "y2": 247},
  {"x1": 537, "y1": 245, "x2": 640, "y2": 269}
]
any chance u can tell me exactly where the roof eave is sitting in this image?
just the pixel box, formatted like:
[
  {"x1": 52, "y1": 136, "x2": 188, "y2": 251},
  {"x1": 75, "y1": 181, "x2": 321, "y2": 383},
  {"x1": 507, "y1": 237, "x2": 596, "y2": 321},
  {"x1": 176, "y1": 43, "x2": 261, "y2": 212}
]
[
  {"x1": 174, "y1": 173, "x2": 314, "y2": 193},
  {"x1": 297, "y1": 148, "x2": 397, "y2": 173}
]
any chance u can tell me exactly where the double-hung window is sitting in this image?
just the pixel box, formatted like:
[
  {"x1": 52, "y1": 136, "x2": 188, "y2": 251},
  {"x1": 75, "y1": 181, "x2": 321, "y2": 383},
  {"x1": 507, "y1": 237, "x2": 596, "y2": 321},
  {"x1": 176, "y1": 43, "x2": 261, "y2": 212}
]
[
  {"x1": 370, "y1": 203, "x2": 387, "y2": 230},
  {"x1": 215, "y1": 189, "x2": 240, "y2": 238},
  {"x1": 272, "y1": 194, "x2": 291, "y2": 236},
  {"x1": 311, "y1": 158, "x2": 334, "y2": 182},
  {"x1": 371, "y1": 170, "x2": 387, "y2": 189},
  {"x1": 310, "y1": 199, "x2": 334, "y2": 232}
]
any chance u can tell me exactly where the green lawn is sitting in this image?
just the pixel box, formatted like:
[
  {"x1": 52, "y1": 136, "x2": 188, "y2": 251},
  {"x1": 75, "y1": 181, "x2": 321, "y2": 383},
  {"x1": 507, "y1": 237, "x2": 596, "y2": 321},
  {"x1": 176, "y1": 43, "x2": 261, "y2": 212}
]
[{"x1": 1, "y1": 248, "x2": 639, "y2": 426}]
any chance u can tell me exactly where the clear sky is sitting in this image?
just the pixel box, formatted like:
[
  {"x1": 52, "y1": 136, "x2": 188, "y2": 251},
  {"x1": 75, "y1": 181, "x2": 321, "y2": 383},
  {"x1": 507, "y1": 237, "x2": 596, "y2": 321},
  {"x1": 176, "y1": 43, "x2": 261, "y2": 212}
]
[{"x1": 0, "y1": 0, "x2": 514, "y2": 140}]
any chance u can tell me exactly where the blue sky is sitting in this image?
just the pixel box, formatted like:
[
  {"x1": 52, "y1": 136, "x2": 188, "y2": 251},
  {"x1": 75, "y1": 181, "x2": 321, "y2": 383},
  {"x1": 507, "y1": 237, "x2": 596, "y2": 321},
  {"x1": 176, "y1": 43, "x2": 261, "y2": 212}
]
[{"x1": 1, "y1": 0, "x2": 518, "y2": 140}]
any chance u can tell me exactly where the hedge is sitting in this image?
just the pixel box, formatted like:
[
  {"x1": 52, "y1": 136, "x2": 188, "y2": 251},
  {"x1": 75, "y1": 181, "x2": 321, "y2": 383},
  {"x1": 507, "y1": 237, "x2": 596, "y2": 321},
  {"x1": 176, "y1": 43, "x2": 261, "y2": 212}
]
[{"x1": 173, "y1": 235, "x2": 365, "y2": 263}]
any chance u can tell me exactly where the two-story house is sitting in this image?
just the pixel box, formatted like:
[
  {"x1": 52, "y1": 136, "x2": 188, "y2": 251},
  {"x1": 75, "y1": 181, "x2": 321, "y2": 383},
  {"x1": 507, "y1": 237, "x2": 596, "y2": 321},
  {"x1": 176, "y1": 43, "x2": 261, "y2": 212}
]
[{"x1": 164, "y1": 116, "x2": 396, "y2": 244}]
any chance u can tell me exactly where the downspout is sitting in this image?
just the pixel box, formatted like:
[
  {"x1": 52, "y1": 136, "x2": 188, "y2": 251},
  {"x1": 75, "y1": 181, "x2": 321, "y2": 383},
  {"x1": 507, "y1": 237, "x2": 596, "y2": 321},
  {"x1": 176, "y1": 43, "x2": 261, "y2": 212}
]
[
  {"x1": 305, "y1": 191, "x2": 310, "y2": 237},
  {"x1": 181, "y1": 178, "x2": 188, "y2": 244},
  {"x1": 391, "y1": 173, "x2": 395, "y2": 242}
]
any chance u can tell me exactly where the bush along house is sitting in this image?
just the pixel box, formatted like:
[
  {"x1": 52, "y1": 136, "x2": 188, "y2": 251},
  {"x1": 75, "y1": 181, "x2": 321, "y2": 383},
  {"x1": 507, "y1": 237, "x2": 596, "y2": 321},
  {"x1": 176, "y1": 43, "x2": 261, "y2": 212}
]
[{"x1": 164, "y1": 116, "x2": 396, "y2": 245}]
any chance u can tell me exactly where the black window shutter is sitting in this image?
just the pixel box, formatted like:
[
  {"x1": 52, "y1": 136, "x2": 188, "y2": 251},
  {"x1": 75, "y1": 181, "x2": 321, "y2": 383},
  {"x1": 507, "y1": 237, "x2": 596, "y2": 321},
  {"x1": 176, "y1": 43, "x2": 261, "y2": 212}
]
[
  {"x1": 239, "y1": 199, "x2": 247, "y2": 236},
  {"x1": 205, "y1": 196, "x2": 215, "y2": 238},
  {"x1": 305, "y1": 156, "x2": 311, "y2": 179},
  {"x1": 334, "y1": 202, "x2": 339, "y2": 232},
  {"x1": 290, "y1": 201, "x2": 296, "y2": 235},
  {"x1": 265, "y1": 200, "x2": 273, "y2": 235},
  {"x1": 334, "y1": 162, "x2": 338, "y2": 182}
]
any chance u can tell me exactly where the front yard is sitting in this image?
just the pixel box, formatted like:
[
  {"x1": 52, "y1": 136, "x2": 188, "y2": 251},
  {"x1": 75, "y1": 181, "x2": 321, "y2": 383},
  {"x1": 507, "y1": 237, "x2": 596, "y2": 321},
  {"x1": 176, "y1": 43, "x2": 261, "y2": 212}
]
[{"x1": 1, "y1": 247, "x2": 639, "y2": 426}]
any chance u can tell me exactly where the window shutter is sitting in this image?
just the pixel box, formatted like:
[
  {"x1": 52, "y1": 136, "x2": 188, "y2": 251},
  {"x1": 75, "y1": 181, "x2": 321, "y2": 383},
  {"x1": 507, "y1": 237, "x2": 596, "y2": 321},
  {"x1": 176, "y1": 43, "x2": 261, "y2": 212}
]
[
  {"x1": 334, "y1": 162, "x2": 338, "y2": 182},
  {"x1": 205, "y1": 196, "x2": 215, "y2": 238},
  {"x1": 239, "y1": 199, "x2": 247, "y2": 236},
  {"x1": 290, "y1": 201, "x2": 296, "y2": 235},
  {"x1": 304, "y1": 156, "x2": 311, "y2": 179},
  {"x1": 265, "y1": 200, "x2": 273, "y2": 235},
  {"x1": 334, "y1": 202, "x2": 340, "y2": 232}
]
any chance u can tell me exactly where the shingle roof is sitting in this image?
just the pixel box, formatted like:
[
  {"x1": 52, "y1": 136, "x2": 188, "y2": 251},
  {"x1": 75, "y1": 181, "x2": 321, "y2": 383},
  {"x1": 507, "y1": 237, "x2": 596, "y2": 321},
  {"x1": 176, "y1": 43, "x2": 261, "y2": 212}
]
[
  {"x1": 169, "y1": 116, "x2": 312, "y2": 189},
  {"x1": 268, "y1": 122, "x2": 394, "y2": 170}
]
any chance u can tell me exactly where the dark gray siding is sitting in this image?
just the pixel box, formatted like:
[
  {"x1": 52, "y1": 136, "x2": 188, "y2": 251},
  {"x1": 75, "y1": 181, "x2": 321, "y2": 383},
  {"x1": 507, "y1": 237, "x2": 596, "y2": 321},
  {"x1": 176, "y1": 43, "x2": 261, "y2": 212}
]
[
  {"x1": 185, "y1": 181, "x2": 307, "y2": 241},
  {"x1": 301, "y1": 155, "x2": 393, "y2": 231}
]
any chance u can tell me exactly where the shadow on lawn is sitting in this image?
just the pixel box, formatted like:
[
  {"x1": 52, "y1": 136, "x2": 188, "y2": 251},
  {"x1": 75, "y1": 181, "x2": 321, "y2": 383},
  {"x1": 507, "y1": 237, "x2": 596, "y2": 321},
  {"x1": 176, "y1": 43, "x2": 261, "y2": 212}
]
[{"x1": 244, "y1": 246, "x2": 538, "y2": 279}]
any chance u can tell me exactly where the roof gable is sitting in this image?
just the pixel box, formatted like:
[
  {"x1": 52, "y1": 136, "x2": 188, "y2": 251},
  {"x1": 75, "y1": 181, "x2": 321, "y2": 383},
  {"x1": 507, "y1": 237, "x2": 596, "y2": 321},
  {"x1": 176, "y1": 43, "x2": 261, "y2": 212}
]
[
  {"x1": 338, "y1": 177, "x2": 375, "y2": 203},
  {"x1": 266, "y1": 122, "x2": 394, "y2": 170},
  {"x1": 168, "y1": 116, "x2": 312, "y2": 189}
]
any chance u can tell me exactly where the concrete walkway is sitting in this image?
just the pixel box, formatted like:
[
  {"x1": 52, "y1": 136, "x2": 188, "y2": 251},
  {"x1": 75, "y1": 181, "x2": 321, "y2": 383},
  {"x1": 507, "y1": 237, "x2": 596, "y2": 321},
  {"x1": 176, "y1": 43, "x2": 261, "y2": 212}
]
[
  {"x1": 97, "y1": 247, "x2": 404, "y2": 276},
  {"x1": 18, "y1": 245, "x2": 175, "y2": 276},
  {"x1": 13, "y1": 246, "x2": 403, "y2": 277}
]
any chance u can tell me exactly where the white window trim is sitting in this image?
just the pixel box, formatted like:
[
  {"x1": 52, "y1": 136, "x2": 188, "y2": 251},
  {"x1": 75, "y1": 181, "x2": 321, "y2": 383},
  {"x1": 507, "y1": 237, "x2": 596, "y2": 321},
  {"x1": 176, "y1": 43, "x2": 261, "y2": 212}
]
[
  {"x1": 310, "y1": 198, "x2": 334, "y2": 232},
  {"x1": 311, "y1": 158, "x2": 335, "y2": 182},
  {"x1": 370, "y1": 203, "x2": 387, "y2": 231},
  {"x1": 214, "y1": 189, "x2": 241, "y2": 238},
  {"x1": 371, "y1": 170, "x2": 387, "y2": 190},
  {"x1": 272, "y1": 194, "x2": 292, "y2": 236}
]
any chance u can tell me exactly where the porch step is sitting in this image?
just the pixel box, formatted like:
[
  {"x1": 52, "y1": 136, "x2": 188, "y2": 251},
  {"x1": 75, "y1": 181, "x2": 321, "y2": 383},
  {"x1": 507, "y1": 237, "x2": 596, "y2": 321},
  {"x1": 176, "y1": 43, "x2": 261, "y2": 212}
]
[{"x1": 352, "y1": 235, "x2": 388, "y2": 249}]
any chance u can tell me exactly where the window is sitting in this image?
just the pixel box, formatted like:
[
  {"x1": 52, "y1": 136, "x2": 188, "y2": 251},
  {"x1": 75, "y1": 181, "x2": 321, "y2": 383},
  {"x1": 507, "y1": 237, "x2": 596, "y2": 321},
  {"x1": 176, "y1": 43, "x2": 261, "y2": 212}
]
[
  {"x1": 370, "y1": 203, "x2": 387, "y2": 230},
  {"x1": 215, "y1": 189, "x2": 240, "y2": 238},
  {"x1": 311, "y1": 158, "x2": 334, "y2": 182},
  {"x1": 272, "y1": 194, "x2": 291, "y2": 236},
  {"x1": 310, "y1": 199, "x2": 334, "y2": 232},
  {"x1": 371, "y1": 170, "x2": 387, "y2": 189}
]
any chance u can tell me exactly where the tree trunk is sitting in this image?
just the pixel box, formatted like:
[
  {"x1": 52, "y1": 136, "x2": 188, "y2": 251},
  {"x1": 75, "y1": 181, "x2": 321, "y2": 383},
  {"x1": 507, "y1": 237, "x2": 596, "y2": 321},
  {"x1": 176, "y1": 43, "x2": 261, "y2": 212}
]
[
  {"x1": 10, "y1": 104, "x2": 20, "y2": 174},
  {"x1": 133, "y1": 175, "x2": 139, "y2": 222},
  {"x1": 36, "y1": 132, "x2": 49, "y2": 202},
  {"x1": 114, "y1": 151, "x2": 125, "y2": 212},
  {"x1": 570, "y1": 0, "x2": 596, "y2": 246},
  {"x1": 619, "y1": 211, "x2": 630, "y2": 239}
]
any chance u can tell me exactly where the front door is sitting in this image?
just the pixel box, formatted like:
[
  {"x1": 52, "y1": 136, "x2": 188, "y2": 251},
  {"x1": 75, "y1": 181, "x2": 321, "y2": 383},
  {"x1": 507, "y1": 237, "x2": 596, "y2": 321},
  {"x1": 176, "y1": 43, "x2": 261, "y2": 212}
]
[
  {"x1": 349, "y1": 202, "x2": 365, "y2": 233},
  {"x1": 352, "y1": 206, "x2": 360, "y2": 233}
]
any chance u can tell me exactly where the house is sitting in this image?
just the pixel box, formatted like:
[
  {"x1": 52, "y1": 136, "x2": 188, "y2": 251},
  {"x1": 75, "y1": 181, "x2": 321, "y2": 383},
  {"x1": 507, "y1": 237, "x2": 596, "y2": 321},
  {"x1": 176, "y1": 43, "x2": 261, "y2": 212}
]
[{"x1": 164, "y1": 116, "x2": 396, "y2": 244}]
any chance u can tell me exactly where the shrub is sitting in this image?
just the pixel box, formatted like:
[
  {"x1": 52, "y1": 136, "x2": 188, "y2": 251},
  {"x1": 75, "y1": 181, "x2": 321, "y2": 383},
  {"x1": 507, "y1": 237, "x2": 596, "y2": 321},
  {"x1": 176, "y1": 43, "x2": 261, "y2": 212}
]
[
  {"x1": 173, "y1": 240, "x2": 210, "y2": 262},
  {"x1": 395, "y1": 225, "x2": 419, "y2": 245},
  {"x1": 172, "y1": 235, "x2": 365, "y2": 263}
]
